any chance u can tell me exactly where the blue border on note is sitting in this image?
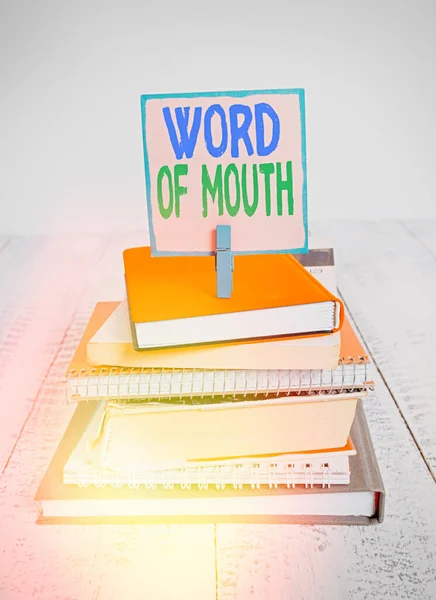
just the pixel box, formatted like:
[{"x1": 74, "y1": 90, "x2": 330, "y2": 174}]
[{"x1": 140, "y1": 88, "x2": 308, "y2": 256}]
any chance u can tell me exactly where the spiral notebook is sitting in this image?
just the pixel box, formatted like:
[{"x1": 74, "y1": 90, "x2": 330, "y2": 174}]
[
  {"x1": 69, "y1": 393, "x2": 361, "y2": 464},
  {"x1": 35, "y1": 400, "x2": 385, "y2": 524},
  {"x1": 66, "y1": 309, "x2": 371, "y2": 403},
  {"x1": 63, "y1": 400, "x2": 356, "y2": 488}
]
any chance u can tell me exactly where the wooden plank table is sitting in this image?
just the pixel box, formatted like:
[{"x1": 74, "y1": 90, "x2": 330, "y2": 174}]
[{"x1": 0, "y1": 222, "x2": 435, "y2": 600}]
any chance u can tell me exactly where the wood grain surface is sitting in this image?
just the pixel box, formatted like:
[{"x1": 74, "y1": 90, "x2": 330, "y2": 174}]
[
  {"x1": 314, "y1": 220, "x2": 436, "y2": 479},
  {"x1": 0, "y1": 223, "x2": 435, "y2": 600}
]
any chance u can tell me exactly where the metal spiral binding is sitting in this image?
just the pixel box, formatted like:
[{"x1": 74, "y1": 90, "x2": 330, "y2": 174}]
[
  {"x1": 128, "y1": 474, "x2": 140, "y2": 490},
  {"x1": 250, "y1": 464, "x2": 261, "y2": 490},
  {"x1": 189, "y1": 369, "x2": 195, "y2": 400},
  {"x1": 233, "y1": 465, "x2": 243, "y2": 490},
  {"x1": 308, "y1": 369, "x2": 313, "y2": 395},
  {"x1": 297, "y1": 369, "x2": 302, "y2": 396},
  {"x1": 147, "y1": 367, "x2": 155, "y2": 403},
  {"x1": 168, "y1": 367, "x2": 174, "y2": 399},
  {"x1": 70, "y1": 459, "x2": 341, "y2": 490},
  {"x1": 275, "y1": 370, "x2": 281, "y2": 397},
  {"x1": 264, "y1": 370, "x2": 271, "y2": 397},
  {"x1": 285, "y1": 464, "x2": 296, "y2": 489},
  {"x1": 66, "y1": 358, "x2": 372, "y2": 404},
  {"x1": 198, "y1": 467, "x2": 208, "y2": 491},
  {"x1": 254, "y1": 370, "x2": 259, "y2": 398},
  {"x1": 349, "y1": 357, "x2": 355, "y2": 393},
  {"x1": 287, "y1": 371, "x2": 292, "y2": 396},
  {"x1": 113, "y1": 474, "x2": 123, "y2": 489},
  {"x1": 304, "y1": 463, "x2": 314, "y2": 489},
  {"x1": 181, "y1": 468, "x2": 190, "y2": 490},
  {"x1": 321, "y1": 463, "x2": 332, "y2": 489},
  {"x1": 268, "y1": 464, "x2": 278, "y2": 489},
  {"x1": 212, "y1": 369, "x2": 218, "y2": 400},
  {"x1": 328, "y1": 365, "x2": 335, "y2": 395},
  {"x1": 200, "y1": 370, "x2": 205, "y2": 400},
  {"x1": 216, "y1": 465, "x2": 225, "y2": 490},
  {"x1": 337, "y1": 359, "x2": 344, "y2": 394},
  {"x1": 157, "y1": 367, "x2": 165, "y2": 400},
  {"x1": 126, "y1": 366, "x2": 134, "y2": 405},
  {"x1": 162, "y1": 469, "x2": 174, "y2": 490}
]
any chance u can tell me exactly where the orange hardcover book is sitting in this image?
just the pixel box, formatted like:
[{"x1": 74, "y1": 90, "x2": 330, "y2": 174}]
[{"x1": 123, "y1": 247, "x2": 344, "y2": 350}]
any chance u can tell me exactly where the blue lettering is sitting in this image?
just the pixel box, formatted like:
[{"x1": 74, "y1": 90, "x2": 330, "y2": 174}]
[
  {"x1": 162, "y1": 106, "x2": 202, "y2": 160},
  {"x1": 229, "y1": 104, "x2": 254, "y2": 158},
  {"x1": 255, "y1": 103, "x2": 280, "y2": 156},
  {"x1": 204, "y1": 104, "x2": 228, "y2": 158}
]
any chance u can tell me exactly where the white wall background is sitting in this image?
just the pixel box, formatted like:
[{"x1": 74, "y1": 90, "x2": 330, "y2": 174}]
[{"x1": 1, "y1": 0, "x2": 435, "y2": 235}]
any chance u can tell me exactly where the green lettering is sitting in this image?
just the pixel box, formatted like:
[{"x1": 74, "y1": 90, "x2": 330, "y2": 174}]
[
  {"x1": 157, "y1": 166, "x2": 173, "y2": 219},
  {"x1": 174, "y1": 164, "x2": 188, "y2": 218},
  {"x1": 202, "y1": 164, "x2": 223, "y2": 217},
  {"x1": 277, "y1": 161, "x2": 294, "y2": 216},
  {"x1": 224, "y1": 163, "x2": 240, "y2": 217},
  {"x1": 241, "y1": 164, "x2": 259, "y2": 217},
  {"x1": 259, "y1": 163, "x2": 274, "y2": 216}
]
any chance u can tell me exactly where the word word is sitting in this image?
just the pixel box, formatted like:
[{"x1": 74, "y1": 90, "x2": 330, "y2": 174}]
[{"x1": 163, "y1": 103, "x2": 281, "y2": 160}]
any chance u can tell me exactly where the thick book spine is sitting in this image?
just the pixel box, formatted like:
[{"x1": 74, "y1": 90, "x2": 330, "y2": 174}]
[
  {"x1": 36, "y1": 514, "x2": 380, "y2": 525},
  {"x1": 349, "y1": 402, "x2": 386, "y2": 523}
]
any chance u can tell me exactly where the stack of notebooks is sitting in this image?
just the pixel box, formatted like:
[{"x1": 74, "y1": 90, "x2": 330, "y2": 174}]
[{"x1": 36, "y1": 240, "x2": 385, "y2": 524}]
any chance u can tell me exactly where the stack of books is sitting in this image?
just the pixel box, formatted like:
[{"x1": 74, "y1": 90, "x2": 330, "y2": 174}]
[{"x1": 36, "y1": 240, "x2": 385, "y2": 524}]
